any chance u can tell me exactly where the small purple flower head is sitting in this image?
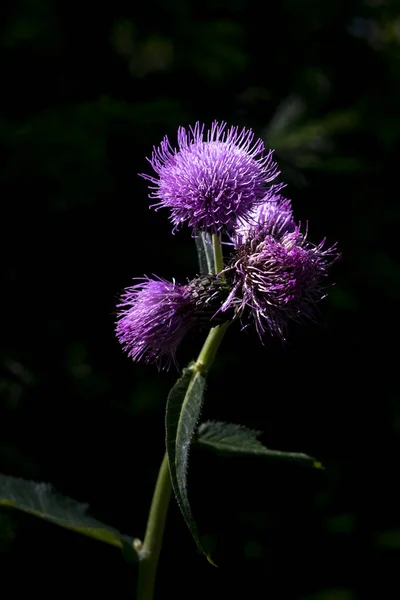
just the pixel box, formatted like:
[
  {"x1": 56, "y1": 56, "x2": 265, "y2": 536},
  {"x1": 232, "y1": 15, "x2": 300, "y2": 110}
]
[
  {"x1": 116, "y1": 277, "x2": 192, "y2": 367},
  {"x1": 235, "y1": 192, "x2": 295, "y2": 245},
  {"x1": 116, "y1": 275, "x2": 229, "y2": 368},
  {"x1": 222, "y1": 220, "x2": 338, "y2": 340},
  {"x1": 141, "y1": 121, "x2": 280, "y2": 233}
]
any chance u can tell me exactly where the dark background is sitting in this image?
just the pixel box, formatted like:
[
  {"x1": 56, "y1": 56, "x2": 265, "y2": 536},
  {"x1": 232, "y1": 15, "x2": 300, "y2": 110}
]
[{"x1": 1, "y1": 0, "x2": 399, "y2": 598}]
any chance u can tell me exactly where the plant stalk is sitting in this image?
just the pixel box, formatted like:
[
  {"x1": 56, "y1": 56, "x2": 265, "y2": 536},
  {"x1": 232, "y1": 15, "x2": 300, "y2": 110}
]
[{"x1": 136, "y1": 233, "x2": 228, "y2": 599}]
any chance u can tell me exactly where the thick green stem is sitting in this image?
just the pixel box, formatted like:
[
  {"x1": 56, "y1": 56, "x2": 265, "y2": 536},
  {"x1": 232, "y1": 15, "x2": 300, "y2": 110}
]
[{"x1": 137, "y1": 233, "x2": 228, "y2": 600}]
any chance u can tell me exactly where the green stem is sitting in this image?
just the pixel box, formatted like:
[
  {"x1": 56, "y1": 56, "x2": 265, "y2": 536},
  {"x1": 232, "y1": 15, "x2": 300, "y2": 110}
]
[
  {"x1": 212, "y1": 232, "x2": 224, "y2": 276},
  {"x1": 137, "y1": 453, "x2": 172, "y2": 600},
  {"x1": 198, "y1": 232, "x2": 228, "y2": 372},
  {"x1": 137, "y1": 322, "x2": 229, "y2": 599},
  {"x1": 195, "y1": 321, "x2": 230, "y2": 374},
  {"x1": 137, "y1": 233, "x2": 228, "y2": 600}
]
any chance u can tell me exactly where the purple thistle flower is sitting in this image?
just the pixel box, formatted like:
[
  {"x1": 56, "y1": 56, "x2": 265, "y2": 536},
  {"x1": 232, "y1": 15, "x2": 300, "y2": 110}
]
[
  {"x1": 222, "y1": 221, "x2": 338, "y2": 341},
  {"x1": 235, "y1": 192, "x2": 295, "y2": 245},
  {"x1": 141, "y1": 121, "x2": 280, "y2": 233},
  {"x1": 116, "y1": 275, "x2": 229, "y2": 368}
]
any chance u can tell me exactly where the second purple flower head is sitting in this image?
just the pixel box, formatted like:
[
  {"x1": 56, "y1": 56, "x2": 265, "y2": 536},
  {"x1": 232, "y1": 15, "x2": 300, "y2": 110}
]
[{"x1": 222, "y1": 195, "x2": 339, "y2": 340}]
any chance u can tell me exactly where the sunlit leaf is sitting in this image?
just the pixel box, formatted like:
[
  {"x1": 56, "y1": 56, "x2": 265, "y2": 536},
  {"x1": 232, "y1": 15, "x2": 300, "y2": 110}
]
[{"x1": 196, "y1": 421, "x2": 322, "y2": 468}]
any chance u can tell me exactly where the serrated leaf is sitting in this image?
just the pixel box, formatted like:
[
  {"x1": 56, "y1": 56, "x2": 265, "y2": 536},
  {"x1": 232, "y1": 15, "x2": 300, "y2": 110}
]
[
  {"x1": 0, "y1": 473, "x2": 137, "y2": 557},
  {"x1": 196, "y1": 421, "x2": 322, "y2": 469},
  {"x1": 165, "y1": 364, "x2": 215, "y2": 563},
  {"x1": 194, "y1": 230, "x2": 215, "y2": 275}
]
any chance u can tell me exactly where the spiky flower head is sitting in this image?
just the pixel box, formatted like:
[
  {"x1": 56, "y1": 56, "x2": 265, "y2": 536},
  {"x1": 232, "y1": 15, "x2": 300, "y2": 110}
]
[
  {"x1": 141, "y1": 121, "x2": 280, "y2": 233},
  {"x1": 235, "y1": 192, "x2": 295, "y2": 245},
  {"x1": 116, "y1": 275, "x2": 228, "y2": 368},
  {"x1": 222, "y1": 202, "x2": 338, "y2": 340}
]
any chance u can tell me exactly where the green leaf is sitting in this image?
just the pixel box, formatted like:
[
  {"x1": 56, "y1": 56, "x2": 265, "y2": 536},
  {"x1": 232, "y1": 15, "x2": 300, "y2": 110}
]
[
  {"x1": 196, "y1": 421, "x2": 322, "y2": 469},
  {"x1": 165, "y1": 364, "x2": 215, "y2": 563},
  {"x1": 194, "y1": 230, "x2": 215, "y2": 275},
  {"x1": 0, "y1": 473, "x2": 137, "y2": 557}
]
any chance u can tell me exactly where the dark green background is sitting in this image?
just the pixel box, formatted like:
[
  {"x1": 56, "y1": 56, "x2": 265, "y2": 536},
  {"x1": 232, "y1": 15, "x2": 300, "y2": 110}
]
[{"x1": 1, "y1": 0, "x2": 399, "y2": 598}]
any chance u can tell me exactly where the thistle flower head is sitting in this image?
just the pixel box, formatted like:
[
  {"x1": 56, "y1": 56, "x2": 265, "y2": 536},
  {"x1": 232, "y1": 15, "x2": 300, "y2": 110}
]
[
  {"x1": 116, "y1": 275, "x2": 228, "y2": 368},
  {"x1": 141, "y1": 121, "x2": 280, "y2": 233},
  {"x1": 222, "y1": 223, "x2": 338, "y2": 341},
  {"x1": 235, "y1": 192, "x2": 295, "y2": 245}
]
